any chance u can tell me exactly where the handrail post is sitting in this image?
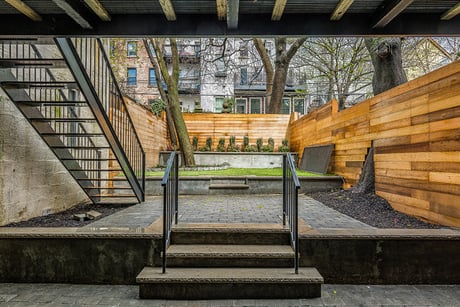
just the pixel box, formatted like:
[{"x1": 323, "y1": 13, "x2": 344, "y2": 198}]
[
  {"x1": 162, "y1": 182, "x2": 167, "y2": 274},
  {"x1": 174, "y1": 152, "x2": 179, "y2": 225},
  {"x1": 282, "y1": 153, "x2": 287, "y2": 226},
  {"x1": 294, "y1": 185, "x2": 299, "y2": 274}
]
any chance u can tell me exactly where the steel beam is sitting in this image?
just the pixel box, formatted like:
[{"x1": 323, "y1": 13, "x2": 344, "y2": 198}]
[{"x1": 1, "y1": 13, "x2": 460, "y2": 36}]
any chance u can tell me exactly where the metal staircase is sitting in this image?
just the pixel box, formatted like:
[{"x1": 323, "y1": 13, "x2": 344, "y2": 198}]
[{"x1": 0, "y1": 38, "x2": 145, "y2": 204}]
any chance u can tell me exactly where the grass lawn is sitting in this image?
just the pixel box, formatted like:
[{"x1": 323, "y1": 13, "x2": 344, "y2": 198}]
[{"x1": 145, "y1": 168, "x2": 323, "y2": 177}]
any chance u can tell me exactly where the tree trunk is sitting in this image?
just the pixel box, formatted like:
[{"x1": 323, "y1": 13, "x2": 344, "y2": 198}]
[
  {"x1": 365, "y1": 38, "x2": 407, "y2": 95},
  {"x1": 268, "y1": 63, "x2": 288, "y2": 114},
  {"x1": 253, "y1": 38, "x2": 274, "y2": 111},
  {"x1": 150, "y1": 38, "x2": 195, "y2": 166},
  {"x1": 253, "y1": 37, "x2": 306, "y2": 114},
  {"x1": 352, "y1": 145, "x2": 375, "y2": 194},
  {"x1": 143, "y1": 39, "x2": 178, "y2": 149}
]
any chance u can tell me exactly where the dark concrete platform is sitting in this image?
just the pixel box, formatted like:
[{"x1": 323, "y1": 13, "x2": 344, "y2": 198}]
[{"x1": 137, "y1": 267, "x2": 323, "y2": 299}]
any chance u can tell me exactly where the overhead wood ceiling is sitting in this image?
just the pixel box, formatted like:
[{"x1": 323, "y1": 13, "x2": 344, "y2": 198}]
[{"x1": 1, "y1": 0, "x2": 460, "y2": 36}]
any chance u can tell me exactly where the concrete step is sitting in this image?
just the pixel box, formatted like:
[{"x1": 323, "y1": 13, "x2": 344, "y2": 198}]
[
  {"x1": 172, "y1": 224, "x2": 290, "y2": 245},
  {"x1": 208, "y1": 183, "x2": 249, "y2": 189},
  {"x1": 167, "y1": 244, "x2": 295, "y2": 267},
  {"x1": 137, "y1": 267, "x2": 323, "y2": 299}
]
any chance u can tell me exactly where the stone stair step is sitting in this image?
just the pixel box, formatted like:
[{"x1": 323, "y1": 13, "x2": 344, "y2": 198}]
[
  {"x1": 208, "y1": 183, "x2": 249, "y2": 189},
  {"x1": 137, "y1": 267, "x2": 323, "y2": 299},
  {"x1": 166, "y1": 244, "x2": 295, "y2": 267},
  {"x1": 171, "y1": 224, "x2": 290, "y2": 245}
]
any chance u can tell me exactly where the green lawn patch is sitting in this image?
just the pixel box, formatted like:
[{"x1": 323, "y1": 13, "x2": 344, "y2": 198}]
[{"x1": 145, "y1": 168, "x2": 323, "y2": 177}]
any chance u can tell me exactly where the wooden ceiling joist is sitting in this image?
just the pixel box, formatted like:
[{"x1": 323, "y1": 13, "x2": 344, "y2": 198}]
[
  {"x1": 216, "y1": 0, "x2": 227, "y2": 21},
  {"x1": 441, "y1": 2, "x2": 460, "y2": 20},
  {"x1": 373, "y1": 0, "x2": 414, "y2": 28},
  {"x1": 227, "y1": 0, "x2": 239, "y2": 29},
  {"x1": 84, "y1": 0, "x2": 111, "y2": 21},
  {"x1": 159, "y1": 0, "x2": 176, "y2": 21},
  {"x1": 4, "y1": 0, "x2": 42, "y2": 21},
  {"x1": 272, "y1": 0, "x2": 287, "y2": 21},
  {"x1": 53, "y1": 0, "x2": 92, "y2": 29},
  {"x1": 330, "y1": 0, "x2": 354, "y2": 21}
]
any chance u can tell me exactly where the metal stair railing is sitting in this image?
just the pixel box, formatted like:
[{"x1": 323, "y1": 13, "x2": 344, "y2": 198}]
[
  {"x1": 55, "y1": 38, "x2": 145, "y2": 202},
  {"x1": 0, "y1": 39, "x2": 102, "y2": 196},
  {"x1": 162, "y1": 151, "x2": 179, "y2": 273},
  {"x1": 283, "y1": 153, "x2": 300, "y2": 274}
]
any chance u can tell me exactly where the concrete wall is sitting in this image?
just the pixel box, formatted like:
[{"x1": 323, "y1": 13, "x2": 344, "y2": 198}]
[
  {"x1": 159, "y1": 152, "x2": 297, "y2": 168},
  {"x1": 0, "y1": 92, "x2": 89, "y2": 226}
]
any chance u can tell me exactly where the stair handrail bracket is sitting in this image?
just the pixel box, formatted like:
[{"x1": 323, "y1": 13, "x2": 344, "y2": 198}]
[
  {"x1": 283, "y1": 153, "x2": 300, "y2": 274},
  {"x1": 162, "y1": 151, "x2": 179, "y2": 273},
  {"x1": 55, "y1": 37, "x2": 145, "y2": 202}
]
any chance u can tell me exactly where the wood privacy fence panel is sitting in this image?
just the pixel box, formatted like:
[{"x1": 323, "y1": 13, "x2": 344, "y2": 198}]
[
  {"x1": 183, "y1": 113, "x2": 291, "y2": 151},
  {"x1": 121, "y1": 98, "x2": 170, "y2": 168},
  {"x1": 288, "y1": 61, "x2": 460, "y2": 227}
]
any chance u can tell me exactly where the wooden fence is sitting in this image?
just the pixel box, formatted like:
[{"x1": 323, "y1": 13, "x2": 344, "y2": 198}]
[
  {"x1": 183, "y1": 113, "x2": 291, "y2": 151},
  {"x1": 123, "y1": 98, "x2": 170, "y2": 168},
  {"x1": 288, "y1": 61, "x2": 460, "y2": 227}
]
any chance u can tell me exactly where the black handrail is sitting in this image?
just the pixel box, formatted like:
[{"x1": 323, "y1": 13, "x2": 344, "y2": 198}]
[
  {"x1": 283, "y1": 153, "x2": 300, "y2": 274},
  {"x1": 162, "y1": 151, "x2": 179, "y2": 273}
]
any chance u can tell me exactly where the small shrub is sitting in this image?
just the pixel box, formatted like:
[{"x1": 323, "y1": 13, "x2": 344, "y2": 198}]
[
  {"x1": 256, "y1": 138, "x2": 263, "y2": 152},
  {"x1": 278, "y1": 138, "x2": 290, "y2": 152},
  {"x1": 206, "y1": 137, "x2": 213, "y2": 150},
  {"x1": 199, "y1": 145, "x2": 210, "y2": 152},
  {"x1": 262, "y1": 144, "x2": 274, "y2": 152},
  {"x1": 150, "y1": 98, "x2": 167, "y2": 116},
  {"x1": 243, "y1": 135, "x2": 249, "y2": 147},
  {"x1": 244, "y1": 145, "x2": 258, "y2": 152},
  {"x1": 192, "y1": 136, "x2": 199, "y2": 151},
  {"x1": 216, "y1": 138, "x2": 226, "y2": 152},
  {"x1": 268, "y1": 138, "x2": 275, "y2": 148},
  {"x1": 227, "y1": 136, "x2": 240, "y2": 152}
]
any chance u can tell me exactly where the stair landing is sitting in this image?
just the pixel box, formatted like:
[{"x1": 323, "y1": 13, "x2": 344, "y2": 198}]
[{"x1": 137, "y1": 267, "x2": 323, "y2": 299}]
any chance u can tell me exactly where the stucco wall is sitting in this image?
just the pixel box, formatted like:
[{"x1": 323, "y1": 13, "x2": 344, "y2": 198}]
[{"x1": 0, "y1": 91, "x2": 89, "y2": 226}]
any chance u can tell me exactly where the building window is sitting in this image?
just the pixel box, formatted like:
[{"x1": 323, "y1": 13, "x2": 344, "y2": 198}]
[
  {"x1": 281, "y1": 97, "x2": 290, "y2": 114},
  {"x1": 240, "y1": 68, "x2": 248, "y2": 85},
  {"x1": 215, "y1": 58, "x2": 226, "y2": 77},
  {"x1": 127, "y1": 41, "x2": 137, "y2": 57},
  {"x1": 293, "y1": 98, "x2": 305, "y2": 114},
  {"x1": 215, "y1": 97, "x2": 224, "y2": 113},
  {"x1": 127, "y1": 68, "x2": 137, "y2": 86},
  {"x1": 236, "y1": 98, "x2": 246, "y2": 114},
  {"x1": 250, "y1": 98, "x2": 262, "y2": 114},
  {"x1": 149, "y1": 68, "x2": 156, "y2": 86}
]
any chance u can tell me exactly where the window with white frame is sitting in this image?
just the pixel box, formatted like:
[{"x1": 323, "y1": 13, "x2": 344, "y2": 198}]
[
  {"x1": 293, "y1": 98, "x2": 305, "y2": 114},
  {"x1": 127, "y1": 68, "x2": 137, "y2": 86},
  {"x1": 250, "y1": 97, "x2": 262, "y2": 114},
  {"x1": 215, "y1": 97, "x2": 224, "y2": 113},
  {"x1": 281, "y1": 97, "x2": 290, "y2": 114},
  {"x1": 127, "y1": 41, "x2": 137, "y2": 57},
  {"x1": 235, "y1": 98, "x2": 246, "y2": 114}
]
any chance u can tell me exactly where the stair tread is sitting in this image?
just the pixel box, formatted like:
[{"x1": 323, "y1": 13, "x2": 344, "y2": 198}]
[
  {"x1": 167, "y1": 244, "x2": 294, "y2": 258},
  {"x1": 209, "y1": 183, "x2": 249, "y2": 189},
  {"x1": 137, "y1": 267, "x2": 323, "y2": 283}
]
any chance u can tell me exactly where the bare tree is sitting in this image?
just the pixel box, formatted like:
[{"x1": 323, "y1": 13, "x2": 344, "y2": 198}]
[
  {"x1": 295, "y1": 37, "x2": 373, "y2": 110},
  {"x1": 253, "y1": 37, "x2": 307, "y2": 114},
  {"x1": 149, "y1": 38, "x2": 195, "y2": 166}
]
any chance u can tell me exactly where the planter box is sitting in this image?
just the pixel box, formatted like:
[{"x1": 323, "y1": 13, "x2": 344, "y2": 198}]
[{"x1": 159, "y1": 151, "x2": 298, "y2": 169}]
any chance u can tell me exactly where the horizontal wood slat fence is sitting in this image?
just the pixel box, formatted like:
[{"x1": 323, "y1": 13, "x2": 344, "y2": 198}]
[
  {"x1": 121, "y1": 98, "x2": 169, "y2": 168},
  {"x1": 183, "y1": 113, "x2": 291, "y2": 151},
  {"x1": 288, "y1": 61, "x2": 460, "y2": 227}
]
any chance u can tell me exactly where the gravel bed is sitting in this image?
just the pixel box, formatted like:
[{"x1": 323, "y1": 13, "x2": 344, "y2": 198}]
[{"x1": 307, "y1": 189, "x2": 445, "y2": 229}]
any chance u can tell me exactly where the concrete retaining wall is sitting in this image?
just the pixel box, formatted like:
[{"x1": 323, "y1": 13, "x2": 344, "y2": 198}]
[
  {"x1": 0, "y1": 229, "x2": 459, "y2": 284},
  {"x1": 143, "y1": 176, "x2": 342, "y2": 195},
  {"x1": 159, "y1": 152, "x2": 298, "y2": 168},
  {"x1": 0, "y1": 92, "x2": 89, "y2": 226}
]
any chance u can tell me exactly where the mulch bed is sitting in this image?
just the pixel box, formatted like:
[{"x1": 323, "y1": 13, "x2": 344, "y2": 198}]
[
  {"x1": 4, "y1": 203, "x2": 135, "y2": 227},
  {"x1": 307, "y1": 189, "x2": 445, "y2": 229}
]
